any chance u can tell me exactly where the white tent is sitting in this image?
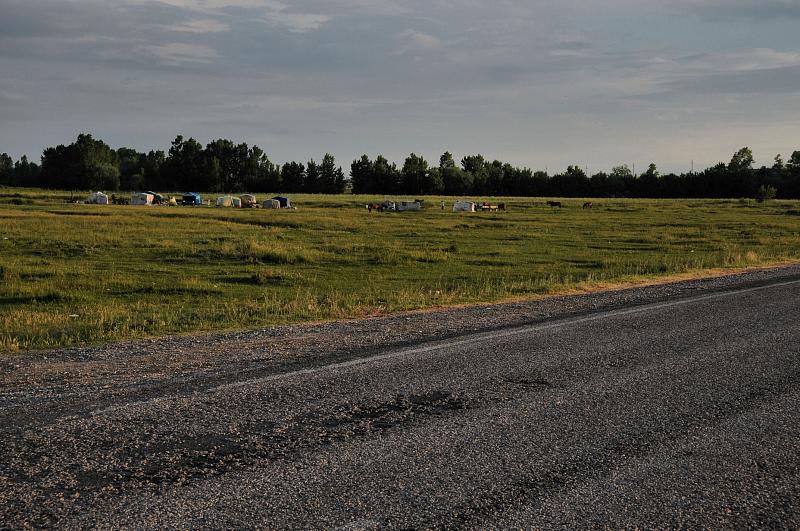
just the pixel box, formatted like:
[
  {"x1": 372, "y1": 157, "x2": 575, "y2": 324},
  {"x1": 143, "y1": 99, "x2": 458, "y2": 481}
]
[
  {"x1": 263, "y1": 199, "x2": 280, "y2": 209},
  {"x1": 453, "y1": 201, "x2": 476, "y2": 212},
  {"x1": 131, "y1": 192, "x2": 154, "y2": 206},
  {"x1": 396, "y1": 201, "x2": 422, "y2": 212},
  {"x1": 232, "y1": 197, "x2": 242, "y2": 208},
  {"x1": 216, "y1": 196, "x2": 234, "y2": 207},
  {"x1": 86, "y1": 191, "x2": 109, "y2": 205}
]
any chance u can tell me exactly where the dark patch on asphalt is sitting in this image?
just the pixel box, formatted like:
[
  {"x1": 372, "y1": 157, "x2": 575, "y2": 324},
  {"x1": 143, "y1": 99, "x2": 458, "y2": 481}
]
[
  {"x1": 314, "y1": 391, "x2": 469, "y2": 434},
  {"x1": 3, "y1": 391, "x2": 470, "y2": 506}
]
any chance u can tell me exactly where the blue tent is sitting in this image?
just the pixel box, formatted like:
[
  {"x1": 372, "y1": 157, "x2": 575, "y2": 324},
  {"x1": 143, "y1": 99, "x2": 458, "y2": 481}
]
[
  {"x1": 272, "y1": 196, "x2": 291, "y2": 208},
  {"x1": 182, "y1": 192, "x2": 201, "y2": 206}
]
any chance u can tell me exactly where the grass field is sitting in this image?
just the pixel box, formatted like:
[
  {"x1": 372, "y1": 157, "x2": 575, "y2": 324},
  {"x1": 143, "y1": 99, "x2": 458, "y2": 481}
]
[{"x1": 2, "y1": 188, "x2": 800, "y2": 352}]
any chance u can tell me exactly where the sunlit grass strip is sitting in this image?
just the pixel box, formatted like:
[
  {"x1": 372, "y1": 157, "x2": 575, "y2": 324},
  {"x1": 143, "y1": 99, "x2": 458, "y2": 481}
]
[{"x1": 1, "y1": 189, "x2": 800, "y2": 351}]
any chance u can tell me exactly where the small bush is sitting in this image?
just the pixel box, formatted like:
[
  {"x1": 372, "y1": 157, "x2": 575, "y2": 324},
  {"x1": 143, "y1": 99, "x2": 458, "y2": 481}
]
[{"x1": 756, "y1": 185, "x2": 777, "y2": 203}]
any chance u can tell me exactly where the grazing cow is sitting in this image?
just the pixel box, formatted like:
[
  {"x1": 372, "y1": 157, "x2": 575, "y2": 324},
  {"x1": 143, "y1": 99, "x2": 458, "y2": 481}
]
[
  {"x1": 582, "y1": 201, "x2": 593, "y2": 209},
  {"x1": 547, "y1": 200, "x2": 562, "y2": 208}
]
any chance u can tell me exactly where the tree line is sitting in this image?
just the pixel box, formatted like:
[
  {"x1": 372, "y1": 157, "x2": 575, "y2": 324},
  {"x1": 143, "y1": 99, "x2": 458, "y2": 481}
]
[{"x1": 2, "y1": 133, "x2": 800, "y2": 199}]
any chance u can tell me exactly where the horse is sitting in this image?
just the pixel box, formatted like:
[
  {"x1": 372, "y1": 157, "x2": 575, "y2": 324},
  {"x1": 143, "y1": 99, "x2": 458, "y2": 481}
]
[
  {"x1": 547, "y1": 201, "x2": 562, "y2": 208},
  {"x1": 582, "y1": 201, "x2": 593, "y2": 209}
]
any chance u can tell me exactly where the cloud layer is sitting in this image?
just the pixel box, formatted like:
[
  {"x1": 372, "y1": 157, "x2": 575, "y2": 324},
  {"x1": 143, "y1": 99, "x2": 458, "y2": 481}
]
[{"x1": 0, "y1": 0, "x2": 798, "y2": 172}]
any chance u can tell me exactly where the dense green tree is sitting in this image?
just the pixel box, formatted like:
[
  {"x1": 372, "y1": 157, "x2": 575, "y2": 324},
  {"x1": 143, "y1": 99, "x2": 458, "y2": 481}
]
[
  {"x1": 243, "y1": 146, "x2": 281, "y2": 192},
  {"x1": 439, "y1": 151, "x2": 455, "y2": 170},
  {"x1": 41, "y1": 134, "x2": 119, "y2": 190},
  {"x1": 305, "y1": 159, "x2": 320, "y2": 193},
  {"x1": 531, "y1": 171, "x2": 550, "y2": 196},
  {"x1": 788, "y1": 151, "x2": 800, "y2": 171},
  {"x1": 589, "y1": 172, "x2": 610, "y2": 197},
  {"x1": 423, "y1": 166, "x2": 445, "y2": 195},
  {"x1": 350, "y1": 155, "x2": 374, "y2": 195},
  {"x1": 401, "y1": 153, "x2": 429, "y2": 195},
  {"x1": 729, "y1": 147, "x2": 754, "y2": 172},
  {"x1": 280, "y1": 161, "x2": 305, "y2": 193},
  {"x1": 117, "y1": 147, "x2": 143, "y2": 190},
  {"x1": 320, "y1": 153, "x2": 346, "y2": 194},
  {"x1": 606, "y1": 165, "x2": 634, "y2": 196},
  {"x1": 205, "y1": 138, "x2": 252, "y2": 192},
  {"x1": 162, "y1": 135, "x2": 220, "y2": 192},
  {"x1": 141, "y1": 150, "x2": 165, "y2": 190},
  {"x1": 550, "y1": 165, "x2": 589, "y2": 197},
  {"x1": 725, "y1": 147, "x2": 757, "y2": 197},
  {"x1": 13, "y1": 155, "x2": 41, "y2": 187},
  {"x1": 484, "y1": 160, "x2": 505, "y2": 195},
  {"x1": 442, "y1": 166, "x2": 471, "y2": 195},
  {"x1": 373, "y1": 155, "x2": 400, "y2": 194},
  {"x1": 638, "y1": 163, "x2": 661, "y2": 197},
  {"x1": 437, "y1": 151, "x2": 468, "y2": 195},
  {"x1": 502, "y1": 164, "x2": 534, "y2": 196},
  {"x1": 461, "y1": 154, "x2": 488, "y2": 193},
  {"x1": 0, "y1": 153, "x2": 13, "y2": 185},
  {"x1": 8, "y1": 133, "x2": 800, "y2": 200}
]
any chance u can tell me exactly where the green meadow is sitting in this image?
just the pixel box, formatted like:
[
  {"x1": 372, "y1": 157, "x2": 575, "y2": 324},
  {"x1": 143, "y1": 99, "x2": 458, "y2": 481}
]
[{"x1": 2, "y1": 188, "x2": 800, "y2": 352}]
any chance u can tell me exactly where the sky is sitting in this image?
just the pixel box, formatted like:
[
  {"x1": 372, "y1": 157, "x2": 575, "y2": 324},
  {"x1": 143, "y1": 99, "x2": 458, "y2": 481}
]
[{"x1": 1, "y1": 0, "x2": 799, "y2": 174}]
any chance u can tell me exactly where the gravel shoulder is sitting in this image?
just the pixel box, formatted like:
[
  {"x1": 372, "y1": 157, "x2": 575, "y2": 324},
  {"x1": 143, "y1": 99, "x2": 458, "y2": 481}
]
[{"x1": 2, "y1": 264, "x2": 800, "y2": 428}]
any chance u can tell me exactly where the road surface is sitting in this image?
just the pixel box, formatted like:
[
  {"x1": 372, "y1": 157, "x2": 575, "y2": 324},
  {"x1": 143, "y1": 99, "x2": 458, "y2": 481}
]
[{"x1": 2, "y1": 268, "x2": 799, "y2": 528}]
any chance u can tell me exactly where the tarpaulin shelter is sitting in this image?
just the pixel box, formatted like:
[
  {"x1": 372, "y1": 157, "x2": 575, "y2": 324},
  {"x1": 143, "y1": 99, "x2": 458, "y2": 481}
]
[
  {"x1": 131, "y1": 192, "x2": 154, "y2": 206},
  {"x1": 86, "y1": 191, "x2": 109, "y2": 205}
]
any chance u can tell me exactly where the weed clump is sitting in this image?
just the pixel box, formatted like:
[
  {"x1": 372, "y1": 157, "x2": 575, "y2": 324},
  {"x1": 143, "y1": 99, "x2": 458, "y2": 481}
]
[{"x1": 250, "y1": 270, "x2": 288, "y2": 286}]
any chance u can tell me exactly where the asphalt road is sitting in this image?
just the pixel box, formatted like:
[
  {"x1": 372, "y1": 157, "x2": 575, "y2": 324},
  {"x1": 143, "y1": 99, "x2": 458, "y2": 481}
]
[{"x1": 2, "y1": 271, "x2": 800, "y2": 528}]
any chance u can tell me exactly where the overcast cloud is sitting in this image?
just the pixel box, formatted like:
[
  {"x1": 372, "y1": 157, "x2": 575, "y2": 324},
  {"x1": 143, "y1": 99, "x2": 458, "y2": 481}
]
[{"x1": 0, "y1": 0, "x2": 798, "y2": 173}]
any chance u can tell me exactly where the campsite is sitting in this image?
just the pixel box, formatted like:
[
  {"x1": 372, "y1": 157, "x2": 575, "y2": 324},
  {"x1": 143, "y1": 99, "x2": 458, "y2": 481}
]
[{"x1": 1, "y1": 188, "x2": 800, "y2": 351}]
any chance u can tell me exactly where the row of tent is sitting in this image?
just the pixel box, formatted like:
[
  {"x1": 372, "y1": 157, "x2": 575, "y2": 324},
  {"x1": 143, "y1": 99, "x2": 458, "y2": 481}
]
[
  {"x1": 85, "y1": 191, "x2": 292, "y2": 209},
  {"x1": 215, "y1": 195, "x2": 292, "y2": 209},
  {"x1": 85, "y1": 195, "x2": 490, "y2": 212},
  {"x1": 85, "y1": 191, "x2": 169, "y2": 205}
]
